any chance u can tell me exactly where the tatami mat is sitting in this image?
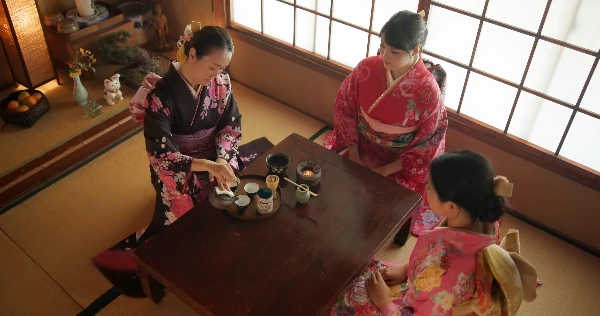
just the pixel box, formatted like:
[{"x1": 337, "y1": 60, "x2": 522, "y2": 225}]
[
  {"x1": 233, "y1": 82, "x2": 326, "y2": 145},
  {"x1": 0, "y1": 132, "x2": 155, "y2": 307},
  {"x1": 496, "y1": 215, "x2": 600, "y2": 315},
  {"x1": 1, "y1": 81, "x2": 599, "y2": 315},
  {"x1": 313, "y1": 129, "x2": 333, "y2": 147},
  {"x1": 0, "y1": 67, "x2": 134, "y2": 177},
  {"x1": 0, "y1": 230, "x2": 82, "y2": 315}
]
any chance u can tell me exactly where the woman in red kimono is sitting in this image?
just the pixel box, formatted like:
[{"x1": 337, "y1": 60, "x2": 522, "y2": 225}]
[{"x1": 324, "y1": 11, "x2": 448, "y2": 239}]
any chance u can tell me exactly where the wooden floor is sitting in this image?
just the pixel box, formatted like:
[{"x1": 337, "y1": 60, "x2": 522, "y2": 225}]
[{"x1": 1, "y1": 82, "x2": 599, "y2": 315}]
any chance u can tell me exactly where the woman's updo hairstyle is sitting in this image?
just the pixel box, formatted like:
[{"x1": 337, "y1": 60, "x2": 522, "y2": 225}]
[
  {"x1": 429, "y1": 150, "x2": 513, "y2": 223},
  {"x1": 380, "y1": 10, "x2": 428, "y2": 53},
  {"x1": 177, "y1": 23, "x2": 234, "y2": 63}
]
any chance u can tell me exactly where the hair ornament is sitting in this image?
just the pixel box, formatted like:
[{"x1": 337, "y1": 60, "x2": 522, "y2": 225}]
[
  {"x1": 494, "y1": 175, "x2": 513, "y2": 198},
  {"x1": 176, "y1": 21, "x2": 202, "y2": 63}
]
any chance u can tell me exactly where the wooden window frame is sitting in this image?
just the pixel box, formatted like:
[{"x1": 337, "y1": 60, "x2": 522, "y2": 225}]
[{"x1": 213, "y1": 0, "x2": 600, "y2": 191}]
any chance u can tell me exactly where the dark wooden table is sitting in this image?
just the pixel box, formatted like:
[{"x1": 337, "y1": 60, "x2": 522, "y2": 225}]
[{"x1": 134, "y1": 133, "x2": 421, "y2": 316}]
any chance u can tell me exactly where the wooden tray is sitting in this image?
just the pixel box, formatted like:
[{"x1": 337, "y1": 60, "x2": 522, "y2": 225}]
[{"x1": 222, "y1": 174, "x2": 282, "y2": 221}]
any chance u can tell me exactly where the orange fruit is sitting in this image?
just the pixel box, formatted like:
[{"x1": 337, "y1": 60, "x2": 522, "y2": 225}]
[
  {"x1": 7, "y1": 100, "x2": 19, "y2": 112},
  {"x1": 22, "y1": 95, "x2": 37, "y2": 107},
  {"x1": 17, "y1": 91, "x2": 30, "y2": 102},
  {"x1": 14, "y1": 104, "x2": 30, "y2": 113},
  {"x1": 32, "y1": 92, "x2": 43, "y2": 102}
]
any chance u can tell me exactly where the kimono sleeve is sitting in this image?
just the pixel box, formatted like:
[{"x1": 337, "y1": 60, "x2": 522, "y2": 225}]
[
  {"x1": 398, "y1": 76, "x2": 448, "y2": 196},
  {"x1": 324, "y1": 64, "x2": 361, "y2": 152},
  {"x1": 144, "y1": 91, "x2": 196, "y2": 217},
  {"x1": 402, "y1": 266, "x2": 455, "y2": 316},
  {"x1": 380, "y1": 303, "x2": 411, "y2": 316},
  {"x1": 215, "y1": 90, "x2": 242, "y2": 171}
]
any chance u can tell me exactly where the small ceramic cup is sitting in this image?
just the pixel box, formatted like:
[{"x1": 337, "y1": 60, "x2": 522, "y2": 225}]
[
  {"x1": 235, "y1": 195, "x2": 251, "y2": 214},
  {"x1": 244, "y1": 182, "x2": 260, "y2": 198}
]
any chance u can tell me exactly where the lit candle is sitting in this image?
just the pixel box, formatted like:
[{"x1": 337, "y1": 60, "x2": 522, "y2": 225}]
[{"x1": 303, "y1": 170, "x2": 314, "y2": 177}]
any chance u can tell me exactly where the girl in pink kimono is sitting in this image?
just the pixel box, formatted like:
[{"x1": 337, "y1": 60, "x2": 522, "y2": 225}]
[{"x1": 331, "y1": 150, "x2": 512, "y2": 316}]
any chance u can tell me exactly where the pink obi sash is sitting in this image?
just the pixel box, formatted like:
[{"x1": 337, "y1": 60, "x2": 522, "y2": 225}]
[{"x1": 172, "y1": 126, "x2": 217, "y2": 160}]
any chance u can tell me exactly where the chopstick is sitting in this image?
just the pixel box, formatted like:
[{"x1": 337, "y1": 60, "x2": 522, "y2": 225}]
[{"x1": 283, "y1": 177, "x2": 319, "y2": 197}]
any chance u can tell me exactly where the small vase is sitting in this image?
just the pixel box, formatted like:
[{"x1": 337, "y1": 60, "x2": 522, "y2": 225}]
[
  {"x1": 295, "y1": 184, "x2": 310, "y2": 204},
  {"x1": 75, "y1": 0, "x2": 96, "y2": 18},
  {"x1": 73, "y1": 74, "x2": 89, "y2": 106}
]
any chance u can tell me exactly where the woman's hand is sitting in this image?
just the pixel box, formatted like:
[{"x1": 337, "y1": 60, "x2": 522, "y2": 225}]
[
  {"x1": 215, "y1": 157, "x2": 228, "y2": 165},
  {"x1": 205, "y1": 159, "x2": 236, "y2": 190},
  {"x1": 381, "y1": 265, "x2": 408, "y2": 286},
  {"x1": 366, "y1": 270, "x2": 392, "y2": 309},
  {"x1": 372, "y1": 165, "x2": 391, "y2": 177}
]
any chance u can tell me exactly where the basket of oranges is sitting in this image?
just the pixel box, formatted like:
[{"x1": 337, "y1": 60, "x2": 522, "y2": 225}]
[{"x1": 0, "y1": 90, "x2": 50, "y2": 128}]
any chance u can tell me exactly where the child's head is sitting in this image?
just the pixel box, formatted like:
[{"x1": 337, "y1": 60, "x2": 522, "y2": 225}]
[{"x1": 427, "y1": 150, "x2": 511, "y2": 223}]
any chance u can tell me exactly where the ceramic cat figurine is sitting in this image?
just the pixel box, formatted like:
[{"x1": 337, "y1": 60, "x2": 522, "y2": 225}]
[{"x1": 104, "y1": 74, "x2": 123, "y2": 106}]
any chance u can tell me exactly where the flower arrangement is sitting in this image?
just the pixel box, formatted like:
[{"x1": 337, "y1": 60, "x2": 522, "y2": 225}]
[{"x1": 69, "y1": 48, "x2": 97, "y2": 79}]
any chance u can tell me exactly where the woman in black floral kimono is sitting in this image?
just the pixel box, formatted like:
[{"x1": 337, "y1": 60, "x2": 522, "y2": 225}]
[{"x1": 92, "y1": 23, "x2": 272, "y2": 297}]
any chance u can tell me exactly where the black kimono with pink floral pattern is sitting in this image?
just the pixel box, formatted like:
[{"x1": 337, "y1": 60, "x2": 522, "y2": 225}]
[
  {"x1": 92, "y1": 64, "x2": 272, "y2": 297},
  {"x1": 140, "y1": 64, "x2": 242, "y2": 238}
]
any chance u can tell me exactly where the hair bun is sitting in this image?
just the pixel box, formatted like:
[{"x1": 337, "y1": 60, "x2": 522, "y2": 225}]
[{"x1": 494, "y1": 175, "x2": 513, "y2": 198}]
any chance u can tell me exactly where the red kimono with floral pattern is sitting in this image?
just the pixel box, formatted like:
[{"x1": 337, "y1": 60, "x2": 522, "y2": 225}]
[{"x1": 324, "y1": 56, "x2": 448, "y2": 235}]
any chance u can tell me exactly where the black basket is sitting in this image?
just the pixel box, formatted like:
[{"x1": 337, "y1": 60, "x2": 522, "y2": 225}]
[{"x1": 0, "y1": 89, "x2": 50, "y2": 128}]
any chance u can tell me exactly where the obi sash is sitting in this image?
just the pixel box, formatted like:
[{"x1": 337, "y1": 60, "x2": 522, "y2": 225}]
[{"x1": 172, "y1": 126, "x2": 217, "y2": 160}]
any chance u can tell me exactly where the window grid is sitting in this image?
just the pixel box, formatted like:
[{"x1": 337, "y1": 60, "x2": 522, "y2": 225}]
[
  {"x1": 231, "y1": 0, "x2": 600, "y2": 158},
  {"x1": 327, "y1": 0, "x2": 333, "y2": 60},
  {"x1": 504, "y1": 0, "x2": 551, "y2": 135},
  {"x1": 365, "y1": 0, "x2": 376, "y2": 58},
  {"x1": 455, "y1": 0, "x2": 487, "y2": 115}
]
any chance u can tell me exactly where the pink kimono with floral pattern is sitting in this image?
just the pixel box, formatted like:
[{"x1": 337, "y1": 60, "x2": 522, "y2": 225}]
[
  {"x1": 331, "y1": 221, "x2": 499, "y2": 316},
  {"x1": 324, "y1": 56, "x2": 448, "y2": 236}
]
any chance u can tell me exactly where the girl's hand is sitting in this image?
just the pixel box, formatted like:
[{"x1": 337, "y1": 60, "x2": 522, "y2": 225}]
[
  {"x1": 381, "y1": 266, "x2": 408, "y2": 286},
  {"x1": 366, "y1": 270, "x2": 392, "y2": 309}
]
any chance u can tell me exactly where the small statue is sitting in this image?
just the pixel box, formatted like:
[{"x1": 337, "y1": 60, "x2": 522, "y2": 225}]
[
  {"x1": 104, "y1": 74, "x2": 123, "y2": 106},
  {"x1": 153, "y1": 4, "x2": 172, "y2": 52}
]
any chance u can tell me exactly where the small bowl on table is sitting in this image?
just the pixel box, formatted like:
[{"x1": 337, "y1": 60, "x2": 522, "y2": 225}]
[
  {"x1": 296, "y1": 161, "x2": 322, "y2": 188},
  {"x1": 266, "y1": 152, "x2": 290, "y2": 177}
]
